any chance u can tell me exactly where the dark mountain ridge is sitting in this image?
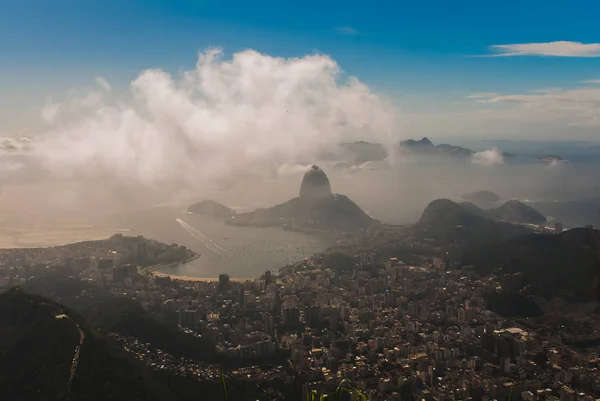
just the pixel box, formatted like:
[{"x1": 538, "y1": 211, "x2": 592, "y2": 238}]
[
  {"x1": 0, "y1": 288, "x2": 176, "y2": 401},
  {"x1": 415, "y1": 198, "x2": 531, "y2": 249},
  {"x1": 419, "y1": 198, "x2": 546, "y2": 227},
  {"x1": 486, "y1": 199, "x2": 547, "y2": 224},
  {"x1": 465, "y1": 228, "x2": 600, "y2": 302},
  {"x1": 418, "y1": 199, "x2": 600, "y2": 303}
]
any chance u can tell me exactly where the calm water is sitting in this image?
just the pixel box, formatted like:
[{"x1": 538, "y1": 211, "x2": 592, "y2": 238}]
[
  {"x1": 121, "y1": 207, "x2": 328, "y2": 278},
  {"x1": 0, "y1": 205, "x2": 328, "y2": 279}
]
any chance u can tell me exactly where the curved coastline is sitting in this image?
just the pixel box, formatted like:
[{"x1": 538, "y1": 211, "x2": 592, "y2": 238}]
[
  {"x1": 140, "y1": 252, "x2": 200, "y2": 274},
  {"x1": 143, "y1": 253, "x2": 252, "y2": 283}
]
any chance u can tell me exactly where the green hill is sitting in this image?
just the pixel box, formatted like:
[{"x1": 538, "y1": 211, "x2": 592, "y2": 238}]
[
  {"x1": 416, "y1": 199, "x2": 530, "y2": 248},
  {"x1": 486, "y1": 200, "x2": 547, "y2": 224},
  {"x1": 0, "y1": 288, "x2": 177, "y2": 401},
  {"x1": 465, "y1": 228, "x2": 600, "y2": 302},
  {"x1": 187, "y1": 200, "x2": 237, "y2": 220}
]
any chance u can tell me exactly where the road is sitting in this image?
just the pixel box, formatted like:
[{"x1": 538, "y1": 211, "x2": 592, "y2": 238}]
[{"x1": 55, "y1": 311, "x2": 85, "y2": 390}]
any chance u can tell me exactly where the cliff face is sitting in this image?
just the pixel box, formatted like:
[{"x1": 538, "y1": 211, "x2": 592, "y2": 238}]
[{"x1": 299, "y1": 165, "x2": 332, "y2": 200}]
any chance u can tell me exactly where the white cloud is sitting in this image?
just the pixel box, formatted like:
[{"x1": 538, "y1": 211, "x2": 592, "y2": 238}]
[
  {"x1": 405, "y1": 79, "x2": 600, "y2": 139},
  {"x1": 334, "y1": 26, "x2": 361, "y2": 36},
  {"x1": 28, "y1": 48, "x2": 397, "y2": 185},
  {"x1": 41, "y1": 101, "x2": 60, "y2": 124},
  {"x1": 473, "y1": 84, "x2": 600, "y2": 126},
  {"x1": 95, "y1": 76, "x2": 111, "y2": 92},
  {"x1": 484, "y1": 41, "x2": 600, "y2": 57},
  {"x1": 276, "y1": 163, "x2": 312, "y2": 176},
  {"x1": 465, "y1": 92, "x2": 499, "y2": 99},
  {"x1": 472, "y1": 148, "x2": 504, "y2": 166},
  {"x1": 0, "y1": 137, "x2": 31, "y2": 153},
  {"x1": 582, "y1": 79, "x2": 600, "y2": 84}
]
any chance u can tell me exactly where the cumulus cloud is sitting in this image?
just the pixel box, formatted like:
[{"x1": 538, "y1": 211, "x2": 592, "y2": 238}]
[
  {"x1": 26, "y1": 48, "x2": 397, "y2": 186},
  {"x1": 95, "y1": 76, "x2": 111, "y2": 92},
  {"x1": 472, "y1": 148, "x2": 504, "y2": 166},
  {"x1": 276, "y1": 163, "x2": 313, "y2": 177},
  {"x1": 41, "y1": 101, "x2": 60, "y2": 124},
  {"x1": 483, "y1": 41, "x2": 600, "y2": 57},
  {"x1": 0, "y1": 137, "x2": 31, "y2": 153}
]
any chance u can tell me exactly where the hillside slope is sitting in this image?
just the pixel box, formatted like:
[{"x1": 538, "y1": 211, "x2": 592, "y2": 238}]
[
  {"x1": 416, "y1": 199, "x2": 530, "y2": 248},
  {"x1": 486, "y1": 200, "x2": 547, "y2": 224},
  {"x1": 0, "y1": 288, "x2": 176, "y2": 401},
  {"x1": 465, "y1": 228, "x2": 600, "y2": 301}
]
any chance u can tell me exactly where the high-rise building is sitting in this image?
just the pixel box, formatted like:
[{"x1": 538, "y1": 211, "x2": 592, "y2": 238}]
[
  {"x1": 555, "y1": 222, "x2": 563, "y2": 234},
  {"x1": 304, "y1": 305, "x2": 321, "y2": 327},
  {"x1": 130, "y1": 240, "x2": 148, "y2": 265},
  {"x1": 283, "y1": 307, "x2": 300, "y2": 326},
  {"x1": 264, "y1": 270, "x2": 272, "y2": 286},
  {"x1": 500, "y1": 356, "x2": 511, "y2": 374},
  {"x1": 178, "y1": 308, "x2": 199, "y2": 331},
  {"x1": 218, "y1": 274, "x2": 230, "y2": 292},
  {"x1": 263, "y1": 313, "x2": 274, "y2": 334}
]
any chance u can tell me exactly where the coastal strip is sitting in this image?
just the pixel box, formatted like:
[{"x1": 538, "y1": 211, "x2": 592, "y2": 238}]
[
  {"x1": 149, "y1": 272, "x2": 251, "y2": 283},
  {"x1": 139, "y1": 252, "x2": 201, "y2": 274},
  {"x1": 141, "y1": 252, "x2": 252, "y2": 283}
]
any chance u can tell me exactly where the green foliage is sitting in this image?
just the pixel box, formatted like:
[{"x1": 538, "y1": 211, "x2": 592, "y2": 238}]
[
  {"x1": 0, "y1": 288, "x2": 173, "y2": 401},
  {"x1": 467, "y1": 228, "x2": 600, "y2": 302},
  {"x1": 80, "y1": 297, "x2": 217, "y2": 361},
  {"x1": 322, "y1": 252, "x2": 356, "y2": 273}
]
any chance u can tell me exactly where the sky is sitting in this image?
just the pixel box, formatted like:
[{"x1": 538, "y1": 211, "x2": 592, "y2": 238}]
[{"x1": 2, "y1": 0, "x2": 600, "y2": 141}]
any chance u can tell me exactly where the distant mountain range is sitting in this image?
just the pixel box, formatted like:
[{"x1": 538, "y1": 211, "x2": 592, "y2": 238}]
[
  {"x1": 420, "y1": 198, "x2": 547, "y2": 226},
  {"x1": 536, "y1": 155, "x2": 565, "y2": 163},
  {"x1": 331, "y1": 137, "x2": 519, "y2": 165},
  {"x1": 400, "y1": 137, "x2": 475, "y2": 158},
  {"x1": 400, "y1": 137, "x2": 516, "y2": 158}
]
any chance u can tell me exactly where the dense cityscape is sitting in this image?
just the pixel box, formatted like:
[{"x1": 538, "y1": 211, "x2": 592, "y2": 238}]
[{"x1": 1, "y1": 224, "x2": 600, "y2": 401}]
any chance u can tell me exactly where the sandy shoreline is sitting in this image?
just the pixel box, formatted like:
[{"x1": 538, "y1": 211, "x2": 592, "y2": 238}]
[{"x1": 150, "y1": 271, "x2": 253, "y2": 283}]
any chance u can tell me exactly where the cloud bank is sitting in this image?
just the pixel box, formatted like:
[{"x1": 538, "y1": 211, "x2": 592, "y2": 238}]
[
  {"x1": 484, "y1": 41, "x2": 600, "y2": 57},
  {"x1": 471, "y1": 148, "x2": 504, "y2": 166},
  {"x1": 470, "y1": 85, "x2": 600, "y2": 127},
  {"x1": 0, "y1": 137, "x2": 31, "y2": 153},
  {"x1": 27, "y1": 48, "x2": 397, "y2": 186}
]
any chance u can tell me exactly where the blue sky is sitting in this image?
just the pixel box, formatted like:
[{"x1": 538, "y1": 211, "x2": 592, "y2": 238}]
[{"x1": 2, "y1": 0, "x2": 600, "y2": 139}]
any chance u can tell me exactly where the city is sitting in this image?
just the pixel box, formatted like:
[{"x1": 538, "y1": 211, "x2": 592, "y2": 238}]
[{"x1": 2, "y1": 230, "x2": 600, "y2": 400}]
